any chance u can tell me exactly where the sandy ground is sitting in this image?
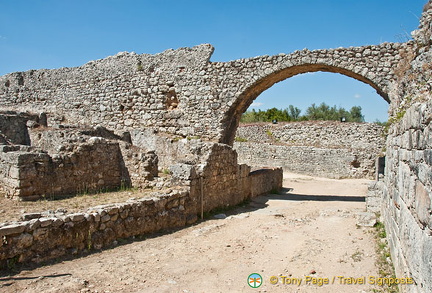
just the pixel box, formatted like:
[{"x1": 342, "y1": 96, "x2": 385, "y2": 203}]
[{"x1": 0, "y1": 173, "x2": 383, "y2": 293}]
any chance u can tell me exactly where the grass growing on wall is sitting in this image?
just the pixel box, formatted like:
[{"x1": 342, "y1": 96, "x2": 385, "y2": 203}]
[{"x1": 372, "y1": 220, "x2": 399, "y2": 293}]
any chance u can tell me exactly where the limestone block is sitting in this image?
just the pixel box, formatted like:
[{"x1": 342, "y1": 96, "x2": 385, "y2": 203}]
[
  {"x1": 0, "y1": 223, "x2": 26, "y2": 236},
  {"x1": 415, "y1": 181, "x2": 431, "y2": 229},
  {"x1": 356, "y1": 212, "x2": 377, "y2": 227},
  {"x1": 170, "y1": 163, "x2": 197, "y2": 181}
]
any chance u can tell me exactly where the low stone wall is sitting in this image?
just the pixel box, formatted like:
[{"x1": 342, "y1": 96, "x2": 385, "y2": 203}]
[
  {"x1": 234, "y1": 121, "x2": 384, "y2": 179},
  {"x1": 0, "y1": 188, "x2": 194, "y2": 268},
  {"x1": 169, "y1": 142, "x2": 284, "y2": 213},
  {"x1": 234, "y1": 143, "x2": 375, "y2": 179},
  {"x1": 0, "y1": 145, "x2": 33, "y2": 198},
  {"x1": 29, "y1": 126, "x2": 159, "y2": 188},
  {"x1": 0, "y1": 151, "x2": 282, "y2": 269},
  {"x1": 192, "y1": 143, "x2": 253, "y2": 212},
  {"x1": 250, "y1": 168, "x2": 283, "y2": 197}
]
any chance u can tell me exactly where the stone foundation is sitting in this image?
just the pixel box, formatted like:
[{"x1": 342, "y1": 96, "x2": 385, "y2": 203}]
[{"x1": 0, "y1": 188, "x2": 194, "y2": 268}]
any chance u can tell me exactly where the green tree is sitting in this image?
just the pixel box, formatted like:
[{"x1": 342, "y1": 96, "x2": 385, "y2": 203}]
[
  {"x1": 288, "y1": 105, "x2": 301, "y2": 121},
  {"x1": 240, "y1": 102, "x2": 365, "y2": 123},
  {"x1": 349, "y1": 106, "x2": 365, "y2": 122}
]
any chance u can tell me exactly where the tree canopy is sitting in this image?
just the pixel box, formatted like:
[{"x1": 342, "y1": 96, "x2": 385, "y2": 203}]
[{"x1": 240, "y1": 103, "x2": 365, "y2": 123}]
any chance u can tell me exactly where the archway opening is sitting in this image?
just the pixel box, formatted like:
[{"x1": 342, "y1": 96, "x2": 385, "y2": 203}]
[
  {"x1": 243, "y1": 72, "x2": 389, "y2": 124},
  {"x1": 231, "y1": 71, "x2": 389, "y2": 180},
  {"x1": 220, "y1": 65, "x2": 390, "y2": 146}
]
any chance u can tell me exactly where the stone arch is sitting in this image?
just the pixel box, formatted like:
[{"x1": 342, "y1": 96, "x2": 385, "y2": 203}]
[{"x1": 220, "y1": 63, "x2": 391, "y2": 145}]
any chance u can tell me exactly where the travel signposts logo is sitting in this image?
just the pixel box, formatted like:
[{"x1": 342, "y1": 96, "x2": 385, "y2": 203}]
[{"x1": 248, "y1": 273, "x2": 263, "y2": 288}]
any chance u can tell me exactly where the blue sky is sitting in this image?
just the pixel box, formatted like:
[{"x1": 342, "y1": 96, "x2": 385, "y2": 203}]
[{"x1": 0, "y1": 0, "x2": 427, "y2": 122}]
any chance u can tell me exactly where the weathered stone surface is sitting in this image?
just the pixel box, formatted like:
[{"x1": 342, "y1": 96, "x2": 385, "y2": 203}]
[
  {"x1": 169, "y1": 163, "x2": 197, "y2": 181},
  {"x1": 415, "y1": 181, "x2": 432, "y2": 229},
  {"x1": 0, "y1": 43, "x2": 399, "y2": 145},
  {"x1": 235, "y1": 121, "x2": 384, "y2": 179},
  {"x1": 249, "y1": 168, "x2": 283, "y2": 198},
  {"x1": 356, "y1": 212, "x2": 377, "y2": 227},
  {"x1": 13, "y1": 233, "x2": 33, "y2": 249},
  {"x1": 20, "y1": 212, "x2": 42, "y2": 221},
  {"x1": 373, "y1": 3, "x2": 432, "y2": 292},
  {"x1": 0, "y1": 124, "x2": 160, "y2": 199},
  {"x1": 0, "y1": 223, "x2": 26, "y2": 236}
]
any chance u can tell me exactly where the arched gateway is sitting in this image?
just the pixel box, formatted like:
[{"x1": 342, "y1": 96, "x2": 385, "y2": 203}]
[{"x1": 213, "y1": 43, "x2": 403, "y2": 145}]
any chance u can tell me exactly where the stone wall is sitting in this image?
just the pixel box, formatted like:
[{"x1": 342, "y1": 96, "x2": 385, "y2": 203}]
[
  {"x1": 0, "y1": 149, "x2": 282, "y2": 269},
  {"x1": 0, "y1": 140, "x2": 124, "y2": 200},
  {"x1": 0, "y1": 42, "x2": 401, "y2": 145},
  {"x1": 29, "y1": 126, "x2": 159, "y2": 188},
  {"x1": 0, "y1": 114, "x2": 160, "y2": 200},
  {"x1": 168, "y1": 142, "x2": 283, "y2": 213},
  {"x1": 0, "y1": 145, "x2": 33, "y2": 198},
  {"x1": 234, "y1": 121, "x2": 385, "y2": 179},
  {"x1": 191, "y1": 143, "x2": 253, "y2": 212},
  {"x1": 249, "y1": 168, "x2": 283, "y2": 197},
  {"x1": 377, "y1": 3, "x2": 432, "y2": 292},
  {"x1": 0, "y1": 111, "x2": 42, "y2": 145},
  {"x1": 0, "y1": 188, "x2": 195, "y2": 268}
]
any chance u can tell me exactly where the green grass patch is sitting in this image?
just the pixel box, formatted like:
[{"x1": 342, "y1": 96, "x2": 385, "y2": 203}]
[
  {"x1": 372, "y1": 219, "x2": 399, "y2": 293},
  {"x1": 234, "y1": 136, "x2": 248, "y2": 142}
]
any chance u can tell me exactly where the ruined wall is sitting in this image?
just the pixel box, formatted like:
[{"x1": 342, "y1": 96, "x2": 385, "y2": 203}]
[
  {"x1": 0, "y1": 145, "x2": 33, "y2": 198},
  {"x1": 0, "y1": 43, "x2": 401, "y2": 145},
  {"x1": 29, "y1": 126, "x2": 159, "y2": 187},
  {"x1": 0, "y1": 45, "x2": 216, "y2": 142},
  {"x1": 191, "y1": 143, "x2": 253, "y2": 212},
  {"x1": 249, "y1": 168, "x2": 283, "y2": 197},
  {"x1": 0, "y1": 2, "x2": 430, "y2": 290},
  {"x1": 0, "y1": 147, "x2": 282, "y2": 269},
  {"x1": 234, "y1": 121, "x2": 384, "y2": 179},
  {"x1": 378, "y1": 3, "x2": 432, "y2": 292},
  {"x1": 0, "y1": 188, "x2": 195, "y2": 268},
  {"x1": 168, "y1": 142, "x2": 283, "y2": 213},
  {"x1": 0, "y1": 112, "x2": 42, "y2": 145},
  {"x1": 0, "y1": 140, "x2": 124, "y2": 200},
  {"x1": 0, "y1": 114, "x2": 161, "y2": 201}
]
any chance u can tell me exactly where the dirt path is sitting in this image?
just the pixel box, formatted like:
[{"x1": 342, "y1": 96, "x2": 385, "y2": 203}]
[{"x1": 1, "y1": 173, "x2": 383, "y2": 293}]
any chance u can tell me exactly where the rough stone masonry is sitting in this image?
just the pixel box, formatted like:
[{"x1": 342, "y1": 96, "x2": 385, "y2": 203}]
[
  {"x1": 0, "y1": 1, "x2": 431, "y2": 292},
  {"x1": 234, "y1": 121, "x2": 385, "y2": 179}
]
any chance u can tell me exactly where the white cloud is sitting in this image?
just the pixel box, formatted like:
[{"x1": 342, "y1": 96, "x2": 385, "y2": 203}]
[
  {"x1": 354, "y1": 94, "x2": 361, "y2": 99},
  {"x1": 250, "y1": 102, "x2": 264, "y2": 107}
]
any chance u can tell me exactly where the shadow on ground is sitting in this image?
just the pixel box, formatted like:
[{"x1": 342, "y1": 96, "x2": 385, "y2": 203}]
[{"x1": 267, "y1": 187, "x2": 366, "y2": 202}]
